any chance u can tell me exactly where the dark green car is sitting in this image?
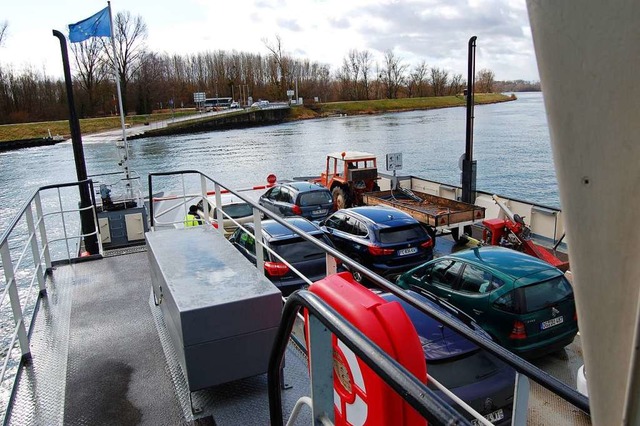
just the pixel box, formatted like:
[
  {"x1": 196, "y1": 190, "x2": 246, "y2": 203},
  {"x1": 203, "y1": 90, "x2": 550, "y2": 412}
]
[{"x1": 396, "y1": 246, "x2": 577, "y2": 358}]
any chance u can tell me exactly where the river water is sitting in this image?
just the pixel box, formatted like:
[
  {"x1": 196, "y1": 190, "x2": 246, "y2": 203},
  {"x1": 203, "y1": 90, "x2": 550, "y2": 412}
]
[{"x1": 0, "y1": 92, "x2": 557, "y2": 231}]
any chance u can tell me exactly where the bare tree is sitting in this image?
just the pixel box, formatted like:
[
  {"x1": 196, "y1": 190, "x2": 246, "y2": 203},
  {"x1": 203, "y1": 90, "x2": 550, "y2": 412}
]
[
  {"x1": 104, "y1": 11, "x2": 148, "y2": 114},
  {"x1": 71, "y1": 38, "x2": 108, "y2": 116},
  {"x1": 448, "y1": 73, "x2": 464, "y2": 95},
  {"x1": 0, "y1": 21, "x2": 8, "y2": 47},
  {"x1": 476, "y1": 68, "x2": 496, "y2": 93},
  {"x1": 429, "y1": 67, "x2": 449, "y2": 96},
  {"x1": 263, "y1": 34, "x2": 290, "y2": 100},
  {"x1": 382, "y1": 50, "x2": 407, "y2": 99},
  {"x1": 348, "y1": 50, "x2": 360, "y2": 99},
  {"x1": 408, "y1": 61, "x2": 428, "y2": 97},
  {"x1": 357, "y1": 50, "x2": 372, "y2": 100}
]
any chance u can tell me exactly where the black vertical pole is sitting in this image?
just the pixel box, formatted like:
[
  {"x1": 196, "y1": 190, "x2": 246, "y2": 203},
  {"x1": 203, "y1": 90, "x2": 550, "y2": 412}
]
[
  {"x1": 52, "y1": 30, "x2": 99, "y2": 255},
  {"x1": 462, "y1": 36, "x2": 477, "y2": 204}
]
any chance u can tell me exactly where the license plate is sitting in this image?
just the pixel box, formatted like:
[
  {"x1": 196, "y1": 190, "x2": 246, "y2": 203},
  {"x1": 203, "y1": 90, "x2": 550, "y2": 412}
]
[
  {"x1": 312, "y1": 209, "x2": 327, "y2": 216},
  {"x1": 471, "y1": 408, "x2": 504, "y2": 426},
  {"x1": 397, "y1": 247, "x2": 418, "y2": 256},
  {"x1": 540, "y1": 316, "x2": 564, "y2": 330}
]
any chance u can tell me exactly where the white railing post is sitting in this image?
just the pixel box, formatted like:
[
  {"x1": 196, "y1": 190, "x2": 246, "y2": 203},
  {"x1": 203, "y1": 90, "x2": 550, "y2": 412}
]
[
  {"x1": 307, "y1": 314, "x2": 335, "y2": 424},
  {"x1": 200, "y1": 174, "x2": 210, "y2": 221},
  {"x1": 91, "y1": 199, "x2": 103, "y2": 256},
  {"x1": 57, "y1": 188, "x2": 71, "y2": 261},
  {"x1": 34, "y1": 193, "x2": 52, "y2": 271},
  {"x1": 325, "y1": 254, "x2": 339, "y2": 277},
  {"x1": 24, "y1": 203, "x2": 46, "y2": 293},
  {"x1": 0, "y1": 241, "x2": 30, "y2": 359},
  {"x1": 253, "y1": 208, "x2": 264, "y2": 274},
  {"x1": 214, "y1": 183, "x2": 224, "y2": 228},
  {"x1": 511, "y1": 371, "x2": 530, "y2": 425}
]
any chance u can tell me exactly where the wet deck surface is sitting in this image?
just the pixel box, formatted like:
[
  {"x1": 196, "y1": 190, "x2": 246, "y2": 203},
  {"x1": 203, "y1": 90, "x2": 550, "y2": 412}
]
[
  {"x1": 6, "y1": 231, "x2": 589, "y2": 425},
  {"x1": 7, "y1": 247, "x2": 311, "y2": 425}
]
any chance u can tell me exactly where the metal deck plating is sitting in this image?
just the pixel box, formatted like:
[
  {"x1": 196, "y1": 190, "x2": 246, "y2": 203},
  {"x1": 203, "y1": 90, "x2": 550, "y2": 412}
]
[{"x1": 6, "y1": 250, "x2": 311, "y2": 425}]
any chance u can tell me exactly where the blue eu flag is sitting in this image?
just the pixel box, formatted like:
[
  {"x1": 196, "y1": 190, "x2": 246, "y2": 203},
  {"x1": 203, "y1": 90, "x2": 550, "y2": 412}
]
[{"x1": 68, "y1": 7, "x2": 111, "y2": 43}]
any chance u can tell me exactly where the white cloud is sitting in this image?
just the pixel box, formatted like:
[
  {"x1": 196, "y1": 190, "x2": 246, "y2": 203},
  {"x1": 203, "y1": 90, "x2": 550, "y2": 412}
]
[{"x1": 1, "y1": 0, "x2": 540, "y2": 81}]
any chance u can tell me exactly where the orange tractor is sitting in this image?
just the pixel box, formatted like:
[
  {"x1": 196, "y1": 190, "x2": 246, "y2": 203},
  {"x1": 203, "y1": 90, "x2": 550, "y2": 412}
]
[{"x1": 313, "y1": 151, "x2": 380, "y2": 209}]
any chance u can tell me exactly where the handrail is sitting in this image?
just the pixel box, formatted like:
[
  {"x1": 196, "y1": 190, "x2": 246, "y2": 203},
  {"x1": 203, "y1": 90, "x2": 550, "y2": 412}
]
[
  {"x1": 0, "y1": 179, "x2": 94, "y2": 245},
  {"x1": 148, "y1": 170, "x2": 590, "y2": 417},
  {"x1": 268, "y1": 290, "x2": 471, "y2": 425},
  {"x1": 0, "y1": 178, "x2": 101, "y2": 404}
]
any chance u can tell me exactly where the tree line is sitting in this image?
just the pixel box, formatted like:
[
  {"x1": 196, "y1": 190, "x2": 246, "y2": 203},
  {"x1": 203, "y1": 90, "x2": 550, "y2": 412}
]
[{"x1": 0, "y1": 13, "x2": 539, "y2": 125}]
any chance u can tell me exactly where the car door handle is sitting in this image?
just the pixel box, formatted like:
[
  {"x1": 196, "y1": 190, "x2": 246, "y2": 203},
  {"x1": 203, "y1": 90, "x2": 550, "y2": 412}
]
[
  {"x1": 472, "y1": 309, "x2": 483, "y2": 315},
  {"x1": 443, "y1": 293, "x2": 452, "y2": 300}
]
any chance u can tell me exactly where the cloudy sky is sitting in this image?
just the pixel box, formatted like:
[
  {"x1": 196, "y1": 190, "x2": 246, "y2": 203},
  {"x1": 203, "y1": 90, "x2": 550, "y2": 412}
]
[{"x1": 2, "y1": 0, "x2": 539, "y2": 81}]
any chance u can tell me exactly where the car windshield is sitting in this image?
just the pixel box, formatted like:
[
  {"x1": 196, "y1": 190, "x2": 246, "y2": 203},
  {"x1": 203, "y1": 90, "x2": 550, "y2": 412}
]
[
  {"x1": 378, "y1": 224, "x2": 427, "y2": 243},
  {"x1": 270, "y1": 234, "x2": 329, "y2": 262},
  {"x1": 521, "y1": 275, "x2": 573, "y2": 312},
  {"x1": 426, "y1": 349, "x2": 501, "y2": 390},
  {"x1": 299, "y1": 191, "x2": 332, "y2": 206},
  {"x1": 222, "y1": 203, "x2": 253, "y2": 219}
]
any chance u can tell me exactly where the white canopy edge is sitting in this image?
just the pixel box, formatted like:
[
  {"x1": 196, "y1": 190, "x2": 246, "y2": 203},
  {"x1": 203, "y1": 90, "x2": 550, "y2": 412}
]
[{"x1": 526, "y1": 0, "x2": 640, "y2": 424}]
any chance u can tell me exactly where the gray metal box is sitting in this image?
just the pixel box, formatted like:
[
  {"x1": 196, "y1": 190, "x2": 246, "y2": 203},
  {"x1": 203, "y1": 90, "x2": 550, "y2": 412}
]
[{"x1": 146, "y1": 226, "x2": 282, "y2": 391}]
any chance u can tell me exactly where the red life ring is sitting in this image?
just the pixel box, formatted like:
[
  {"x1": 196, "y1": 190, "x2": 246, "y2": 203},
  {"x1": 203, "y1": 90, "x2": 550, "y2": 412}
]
[{"x1": 306, "y1": 272, "x2": 427, "y2": 426}]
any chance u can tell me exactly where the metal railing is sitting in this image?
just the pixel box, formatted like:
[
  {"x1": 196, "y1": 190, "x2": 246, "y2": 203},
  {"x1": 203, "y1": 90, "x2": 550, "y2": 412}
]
[
  {"x1": 0, "y1": 179, "x2": 101, "y2": 409},
  {"x1": 148, "y1": 170, "x2": 590, "y2": 425}
]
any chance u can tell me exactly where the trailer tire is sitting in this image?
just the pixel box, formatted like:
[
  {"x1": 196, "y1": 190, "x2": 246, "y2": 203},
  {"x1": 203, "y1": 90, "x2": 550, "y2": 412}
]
[
  {"x1": 332, "y1": 186, "x2": 350, "y2": 210},
  {"x1": 451, "y1": 226, "x2": 472, "y2": 243}
]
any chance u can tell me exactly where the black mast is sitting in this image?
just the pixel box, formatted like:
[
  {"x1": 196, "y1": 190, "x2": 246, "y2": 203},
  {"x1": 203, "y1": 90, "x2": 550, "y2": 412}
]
[
  {"x1": 461, "y1": 36, "x2": 477, "y2": 204},
  {"x1": 52, "y1": 30, "x2": 98, "y2": 254}
]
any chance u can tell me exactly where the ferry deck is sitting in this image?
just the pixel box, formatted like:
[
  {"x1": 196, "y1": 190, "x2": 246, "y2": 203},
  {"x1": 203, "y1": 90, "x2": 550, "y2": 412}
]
[{"x1": 0, "y1": 171, "x2": 589, "y2": 425}]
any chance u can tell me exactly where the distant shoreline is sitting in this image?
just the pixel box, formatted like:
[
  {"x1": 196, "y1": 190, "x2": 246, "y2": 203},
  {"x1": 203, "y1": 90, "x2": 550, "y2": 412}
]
[{"x1": 0, "y1": 93, "x2": 516, "y2": 151}]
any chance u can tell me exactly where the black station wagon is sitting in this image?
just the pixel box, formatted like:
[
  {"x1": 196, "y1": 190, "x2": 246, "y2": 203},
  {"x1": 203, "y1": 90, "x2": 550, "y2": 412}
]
[
  {"x1": 320, "y1": 206, "x2": 433, "y2": 282},
  {"x1": 229, "y1": 217, "x2": 335, "y2": 295}
]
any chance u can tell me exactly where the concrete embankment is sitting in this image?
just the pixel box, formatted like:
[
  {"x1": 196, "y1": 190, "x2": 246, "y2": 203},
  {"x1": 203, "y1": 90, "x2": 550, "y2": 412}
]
[
  {"x1": 130, "y1": 107, "x2": 290, "y2": 140},
  {"x1": 0, "y1": 138, "x2": 66, "y2": 152}
]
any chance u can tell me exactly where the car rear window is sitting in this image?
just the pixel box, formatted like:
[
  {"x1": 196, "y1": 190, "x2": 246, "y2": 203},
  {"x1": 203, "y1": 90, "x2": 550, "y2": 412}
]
[
  {"x1": 378, "y1": 224, "x2": 427, "y2": 243},
  {"x1": 494, "y1": 276, "x2": 573, "y2": 314},
  {"x1": 270, "y1": 234, "x2": 329, "y2": 262},
  {"x1": 222, "y1": 203, "x2": 253, "y2": 219},
  {"x1": 299, "y1": 191, "x2": 332, "y2": 206},
  {"x1": 426, "y1": 349, "x2": 501, "y2": 389},
  {"x1": 520, "y1": 276, "x2": 573, "y2": 312}
]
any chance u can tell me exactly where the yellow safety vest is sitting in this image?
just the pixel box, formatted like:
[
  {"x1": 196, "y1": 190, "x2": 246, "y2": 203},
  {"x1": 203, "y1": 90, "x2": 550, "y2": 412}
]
[{"x1": 184, "y1": 213, "x2": 200, "y2": 227}]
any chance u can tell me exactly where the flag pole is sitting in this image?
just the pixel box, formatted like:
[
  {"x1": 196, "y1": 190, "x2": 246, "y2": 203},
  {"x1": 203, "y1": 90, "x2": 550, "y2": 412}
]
[{"x1": 107, "y1": 1, "x2": 133, "y2": 199}]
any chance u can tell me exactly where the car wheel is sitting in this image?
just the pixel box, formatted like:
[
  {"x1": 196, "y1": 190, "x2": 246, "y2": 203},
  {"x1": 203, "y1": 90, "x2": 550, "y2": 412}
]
[
  {"x1": 332, "y1": 186, "x2": 350, "y2": 210},
  {"x1": 349, "y1": 256, "x2": 366, "y2": 284}
]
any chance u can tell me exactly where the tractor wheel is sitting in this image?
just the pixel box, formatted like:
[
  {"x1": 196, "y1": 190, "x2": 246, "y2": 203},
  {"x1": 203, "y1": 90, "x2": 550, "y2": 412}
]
[{"x1": 332, "y1": 186, "x2": 350, "y2": 210}]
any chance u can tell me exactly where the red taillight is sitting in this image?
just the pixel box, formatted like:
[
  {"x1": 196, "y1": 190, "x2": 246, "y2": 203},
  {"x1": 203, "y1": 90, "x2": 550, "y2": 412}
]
[
  {"x1": 292, "y1": 204, "x2": 302, "y2": 215},
  {"x1": 368, "y1": 245, "x2": 394, "y2": 256},
  {"x1": 211, "y1": 221, "x2": 219, "y2": 229},
  {"x1": 264, "y1": 261, "x2": 289, "y2": 277},
  {"x1": 509, "y1": 320, "x2": 527, "y2": 340},
  {"x1": 420, "y1": 239, "x2": 433, "y2": 249}
]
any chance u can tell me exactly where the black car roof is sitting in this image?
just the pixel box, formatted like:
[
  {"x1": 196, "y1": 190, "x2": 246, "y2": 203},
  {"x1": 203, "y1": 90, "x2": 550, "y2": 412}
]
[
  {"x1": 250, "y1": 217, "x2": 324, "y2": 241},
  {"x1": 340, "y1": 205, "x2": 417, "y2": 227},
  {"x1": 282, "y1": 181, "x2": 329, "y2": 192}
]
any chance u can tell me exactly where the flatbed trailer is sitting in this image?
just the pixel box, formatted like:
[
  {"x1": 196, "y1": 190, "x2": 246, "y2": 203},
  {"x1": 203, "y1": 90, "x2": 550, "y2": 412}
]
[{"x1": 362, "y1": 189, "x2": 486, "y2": 240}]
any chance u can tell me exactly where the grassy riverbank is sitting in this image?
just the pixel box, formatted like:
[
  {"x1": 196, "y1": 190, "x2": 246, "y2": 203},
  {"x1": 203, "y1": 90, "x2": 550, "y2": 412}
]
[
  {"x1": 0, "y1": 93, "x2": 514, "y2": 143},
  {"x1": 0, "y1": 110, "x2": 198, "y2": 143},
  {"x1": 290, "y1": 93, "x2": 515, "y2": 119}
]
